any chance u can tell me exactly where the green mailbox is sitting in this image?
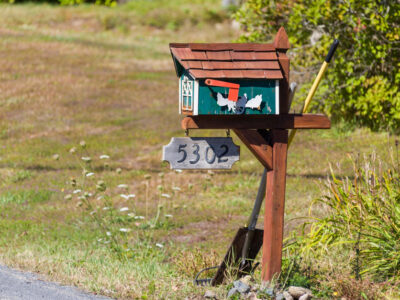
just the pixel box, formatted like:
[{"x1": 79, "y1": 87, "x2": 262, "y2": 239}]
[{"x1": 170, "y1": 28, "x2": 290, "y2": 116}]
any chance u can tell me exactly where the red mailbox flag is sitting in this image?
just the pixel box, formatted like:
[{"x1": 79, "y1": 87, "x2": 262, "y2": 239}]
[{"x1": 205, "y1": 79, "x2": 240, "y2": 102}]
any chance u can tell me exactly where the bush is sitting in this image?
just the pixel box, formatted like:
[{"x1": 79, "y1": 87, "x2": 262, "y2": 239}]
[
  {"x1": 291, "y1": 154, "x2": 400, "y2": 281},
  {"x1": 234, "y1": 0, "x2": 400, "y2": 133}
]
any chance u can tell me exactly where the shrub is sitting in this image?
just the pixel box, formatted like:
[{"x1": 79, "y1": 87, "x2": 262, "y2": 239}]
[
  {"x1": 234, "y1": 0, "x2": 400, "y2": 133},
  {"x1": 292, "y1": 154, "x2": 400, "y2": 281}
]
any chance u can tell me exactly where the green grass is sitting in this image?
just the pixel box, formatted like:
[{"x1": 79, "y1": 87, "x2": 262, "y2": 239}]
[
  {"x1": 0, "y1": 2, "x2": 399, "y2": 299},
  {"x1": 0, "y1": 190, "x2": 51, "y2": 205}
]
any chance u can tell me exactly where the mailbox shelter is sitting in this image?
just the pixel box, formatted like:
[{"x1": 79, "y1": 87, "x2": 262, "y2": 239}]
[
  {"x1": 170, "y1": 29, "x2": 290, "y2": 116},
  {"x1": 168, "y1": 27, "x2": 332, "y2": 284}
]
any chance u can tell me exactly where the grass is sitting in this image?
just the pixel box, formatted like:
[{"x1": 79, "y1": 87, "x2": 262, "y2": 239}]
[{"x1": 0, "y1": 2, "x2": 399, "y2": 299}]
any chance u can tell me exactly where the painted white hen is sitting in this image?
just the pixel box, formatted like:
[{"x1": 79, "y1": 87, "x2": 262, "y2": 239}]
[
  {"x1": 217, "y1": 92, "x2": 236, "y2": 112},
  {"x1": 245, "y1": 94, "x2": 263, "y2": 110}
]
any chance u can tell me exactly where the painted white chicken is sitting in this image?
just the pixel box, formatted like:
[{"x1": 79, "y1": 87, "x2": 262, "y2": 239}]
[
  {"x1": 217, "y1": 92, "x2": 236, "y2": 112},
  {"x1": 245, "y1": 94, "x2": 263, "y2": 110}
]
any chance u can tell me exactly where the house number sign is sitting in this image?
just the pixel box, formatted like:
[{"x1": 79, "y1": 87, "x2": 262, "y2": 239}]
[{"x1": 162, "y1": 137, "x2": 240, "y2": 169}]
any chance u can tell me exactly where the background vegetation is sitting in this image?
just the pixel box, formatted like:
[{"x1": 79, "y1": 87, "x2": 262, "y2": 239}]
[
  {"x1": 0, "y1": 0, "x2": 399, "y2": 299},
  {"x1": 235, "y1": 0, "x2": 400, "y2": 132}
]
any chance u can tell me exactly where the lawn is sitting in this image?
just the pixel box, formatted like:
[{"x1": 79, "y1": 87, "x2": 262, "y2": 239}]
[{"x1": 0, "y1": 2, "x2": 398, "y2": 299}]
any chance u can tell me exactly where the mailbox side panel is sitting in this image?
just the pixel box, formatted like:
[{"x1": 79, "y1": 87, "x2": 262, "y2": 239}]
[
  {"x1": 179, "y1": 71, "x2": 196, "y2": 115},
  {"x1": 197, "y1": 79, "x2": 278, "y2": 115}
]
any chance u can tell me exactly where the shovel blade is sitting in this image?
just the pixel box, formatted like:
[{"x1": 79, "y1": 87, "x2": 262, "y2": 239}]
[{"x1": 211, "y1": 227, "x2": 263, "y2": 286}]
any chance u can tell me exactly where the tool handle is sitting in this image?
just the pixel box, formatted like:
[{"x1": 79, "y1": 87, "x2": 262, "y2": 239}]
[
  {"x1": 246, "y1": 168, "x2": 267, "y2": 229},
  {"x1": 325, "y1": 39, "x2": 339, "y2": 63},
  {"x1": 288, "y1": 39, "x2": 339, "y2": 148}
]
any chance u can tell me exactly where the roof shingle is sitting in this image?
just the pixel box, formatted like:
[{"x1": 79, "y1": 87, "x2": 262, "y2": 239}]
[{"x1": 170, "y1": 42, "x2": 285, "y2": 80}]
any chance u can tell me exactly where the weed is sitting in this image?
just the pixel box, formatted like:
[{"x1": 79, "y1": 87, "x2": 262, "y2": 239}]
[
  {"x1": 63, "y1": 141, "x2": 174, "y2": 259},
  {"x1": 303, "y1": 154, "x2": 400, "y2": 280},
  {"x1": 0, "y1": 190, "x2": 52, "y2": 205},
  {"x1": 322, "y1": 274, "x2": 395, "y2": 300},
  {"x1": 281, "y1": 153, "x2": 400, "y2": 298},
  {"x1": 173, "y1": 247, "x2": 220, "y2": 279},
  {"x1": 10, "y1": 170, "x2": 32, "y2": 183}
]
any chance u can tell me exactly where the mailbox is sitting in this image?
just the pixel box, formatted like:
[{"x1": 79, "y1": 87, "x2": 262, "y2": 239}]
[{"x1": 170, "y1": 28, "x2": 290, "y2": 116}]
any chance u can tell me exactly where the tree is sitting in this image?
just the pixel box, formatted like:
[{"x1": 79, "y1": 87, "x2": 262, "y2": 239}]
[{"x1": 235, "y1": 0, "x2": 400, "y2": 132}]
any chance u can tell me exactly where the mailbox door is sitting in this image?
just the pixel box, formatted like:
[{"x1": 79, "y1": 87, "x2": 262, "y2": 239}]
[{"x1": 197, "y1": 79, "x2": 279, "y2": 115}]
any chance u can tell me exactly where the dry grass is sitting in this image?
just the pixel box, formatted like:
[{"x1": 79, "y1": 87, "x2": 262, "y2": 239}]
[{"x1": 0, "y1": 3, "x2": 399, "y2": 299}]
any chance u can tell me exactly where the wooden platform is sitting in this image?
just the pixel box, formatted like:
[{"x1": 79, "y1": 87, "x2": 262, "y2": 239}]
[{"x1": 181, "y1": 114, "x2": 330, "y2": 130}]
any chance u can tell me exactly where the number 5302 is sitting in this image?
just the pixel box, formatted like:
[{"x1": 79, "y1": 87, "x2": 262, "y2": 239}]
[{"x1": 177, "y1": 144, "x2": 228, "y2": 164}]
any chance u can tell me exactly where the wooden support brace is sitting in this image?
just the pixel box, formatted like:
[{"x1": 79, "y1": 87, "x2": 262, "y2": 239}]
[
  {"x1": 233, "y1": 129, "x2": 273, "y2": 170},
  {"x1": 262, "y1": 129, "x2": 288, "y2": 282}
]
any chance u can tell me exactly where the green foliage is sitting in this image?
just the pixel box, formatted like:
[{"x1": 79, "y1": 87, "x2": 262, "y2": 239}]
[
  {"x1": 292, "y1": 154, "x2": 400, "y2": 281},
  {"x1": 234, "y1": 0, "x2": 400, "y2": 132},
  {"x1": 280, "y1": 258, "x2": 311, "y2": 288}
]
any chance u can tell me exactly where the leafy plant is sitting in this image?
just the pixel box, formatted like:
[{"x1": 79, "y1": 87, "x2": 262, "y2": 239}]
[
  {"x1": 234, "y1": 0, "x2": 400, "y2": 132},
  {"x1": 292, "y1": 153, "x2": 400, "y2": 281}
]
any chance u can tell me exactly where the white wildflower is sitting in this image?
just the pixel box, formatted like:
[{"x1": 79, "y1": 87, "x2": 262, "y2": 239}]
[
  {"x1": 120, "y1": 207, "x2": 129, "y2": 212},
  {"x1": 172, "y1": 186, "x2": 181, "y2": 191},
  {"x1": 69, "y1": 147, "x2": 77, "y2": 153},
  {"x1": 165, "y1": 214, "x2": 173, "y2": 218},
  {"x1": 127, "y1": 213, "x2": 135, "y2": 217},
  {"x1": 119, "y1": 228, "x2": 131, "y2": 233},
  {"x1": 81, "y1": 156, "x2": 91, "y2": 162},
  {"x1": 134, "y1": 216, "x2": 145, "y2": 220},
  {"x1": 118, "y1": 184, "x2": 128, "y2": 189},
  {"x1": 73, "y1": 189, "x2": 81, "y2": 194},
  {"x1": 86, "y1": 172, "x2": 95, "y2": 177},
  {"x1": 161, "y1": 193, "x2": 171, "y2": 199},
  {"x1": 155, "y1": 243, "x2": 164, "y2": 248},
  {"x1": 106, "y1": 232, "x2": 112, "y2": 236},
  {"x1": 103, "y1": 206, "x2": 111, "y2": 210},
  {"x1": 99, "y1": 154, "x2": 110, "y2": 159},
  {"x1": 175, "y1": 169, "x2": 182, "y2": 173}
]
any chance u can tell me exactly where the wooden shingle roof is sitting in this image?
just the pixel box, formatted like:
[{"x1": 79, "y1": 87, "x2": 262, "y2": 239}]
[
  {"x1": 170, "y1": 27, "x2": 290, "y2": 80},
  {"x1": 170, "y1": 43, "x2": 283, "y2": 79}
]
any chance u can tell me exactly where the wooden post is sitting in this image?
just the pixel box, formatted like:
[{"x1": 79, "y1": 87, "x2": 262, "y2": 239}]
[
  {"x1": 262, "y1": 129, "x2": 288, "y2": 281},
  {"x1": 181, "y1": 115, "x2": 329, "y2": 283}
]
